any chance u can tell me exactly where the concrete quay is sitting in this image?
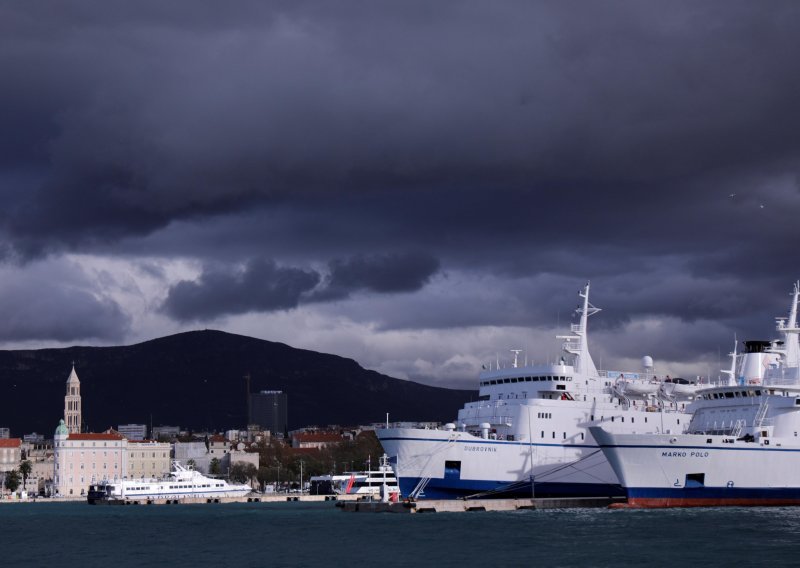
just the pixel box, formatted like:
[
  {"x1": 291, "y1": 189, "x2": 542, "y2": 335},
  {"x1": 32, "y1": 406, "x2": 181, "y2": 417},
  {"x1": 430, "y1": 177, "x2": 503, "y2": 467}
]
[{"x1": 337, "y1": 496, "x2": 625, "y2": 513}]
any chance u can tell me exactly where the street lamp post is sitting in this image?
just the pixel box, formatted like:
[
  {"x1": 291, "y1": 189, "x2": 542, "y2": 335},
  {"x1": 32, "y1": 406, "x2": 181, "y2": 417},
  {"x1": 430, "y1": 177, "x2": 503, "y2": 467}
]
[{"x1": 299, "y1": 460, "x2": 304, "y2": 493}]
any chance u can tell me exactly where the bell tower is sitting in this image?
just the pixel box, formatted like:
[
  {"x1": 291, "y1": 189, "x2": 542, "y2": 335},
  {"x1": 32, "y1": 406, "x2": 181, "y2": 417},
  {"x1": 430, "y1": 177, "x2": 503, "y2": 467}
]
[{"x1": 64, "y1": 365, "x2": 82, "y2": 434}]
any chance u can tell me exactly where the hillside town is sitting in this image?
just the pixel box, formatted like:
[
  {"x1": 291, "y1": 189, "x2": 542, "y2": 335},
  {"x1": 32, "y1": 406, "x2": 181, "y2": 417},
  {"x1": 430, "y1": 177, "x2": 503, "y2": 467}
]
[{"x1": 0, "y1": 366, "x2": 411, "y2": 499}]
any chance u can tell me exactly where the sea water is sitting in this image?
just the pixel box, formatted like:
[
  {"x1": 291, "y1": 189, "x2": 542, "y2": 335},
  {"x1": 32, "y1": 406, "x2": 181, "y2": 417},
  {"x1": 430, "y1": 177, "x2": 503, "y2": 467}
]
[{"x1": 2, "y1": 501, "x2": 799, "y2": 567}]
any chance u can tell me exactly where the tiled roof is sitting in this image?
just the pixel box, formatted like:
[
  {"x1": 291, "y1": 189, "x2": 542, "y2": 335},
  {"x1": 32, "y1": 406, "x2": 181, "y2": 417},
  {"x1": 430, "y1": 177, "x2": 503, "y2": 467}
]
[
  {"x1": 0, "y1": 438, "x2": 21, "y2": 448},
  {"x1": 67, "y1": 433, "x2": 124, "y2": 441}
]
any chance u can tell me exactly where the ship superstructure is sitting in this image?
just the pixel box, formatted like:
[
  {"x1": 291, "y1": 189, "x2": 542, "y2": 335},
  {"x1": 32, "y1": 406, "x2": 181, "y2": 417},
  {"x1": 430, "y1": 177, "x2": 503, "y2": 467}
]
[
  {"x1": 593, "y1": 282, "x2": 800, "y2": 508},
  {"x1": 378, "y1": 282, "x2": 693, "y2": 499}
]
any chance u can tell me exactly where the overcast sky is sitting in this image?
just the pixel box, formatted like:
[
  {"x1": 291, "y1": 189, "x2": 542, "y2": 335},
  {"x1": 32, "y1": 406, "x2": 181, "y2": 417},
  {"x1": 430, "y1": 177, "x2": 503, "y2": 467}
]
[{"x1": 2, "y1": 2, "x2": 800, "y2": 388}]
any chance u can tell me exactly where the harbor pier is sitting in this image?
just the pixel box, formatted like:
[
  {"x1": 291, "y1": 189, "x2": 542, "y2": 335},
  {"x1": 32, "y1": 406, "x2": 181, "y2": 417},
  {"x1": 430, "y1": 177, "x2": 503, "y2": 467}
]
[{"x1": 337, "y1": 496, "x2": 624, "y2": 513}]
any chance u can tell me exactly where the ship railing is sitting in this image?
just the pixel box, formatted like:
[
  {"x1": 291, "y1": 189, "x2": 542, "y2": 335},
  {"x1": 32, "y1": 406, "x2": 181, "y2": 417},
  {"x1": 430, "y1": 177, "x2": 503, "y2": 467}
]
[
  {"x1": 731, "y1": 419, "x2": 745, "y2": 438},
  {"x1": 754, "y1": 399, "x2": 770, "y2": 428}
]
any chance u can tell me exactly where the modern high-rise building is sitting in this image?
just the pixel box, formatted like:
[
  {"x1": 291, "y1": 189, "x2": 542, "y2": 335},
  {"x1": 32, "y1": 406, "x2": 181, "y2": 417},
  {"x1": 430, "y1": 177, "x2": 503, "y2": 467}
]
[
  {"x1": 64, "y1": 366, "x2": 82, "y2": 434},
  {"x1": 248, "y1": 390, "x2": 288, "y2": 435}
]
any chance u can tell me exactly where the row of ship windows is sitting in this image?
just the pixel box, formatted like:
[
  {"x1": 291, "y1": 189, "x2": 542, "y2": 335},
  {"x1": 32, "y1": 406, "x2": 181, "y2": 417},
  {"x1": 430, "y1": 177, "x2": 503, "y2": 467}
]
[
  {"x1": 127, "y1": 484, "x2": 224, "y2": 490},
  {"x1": 702, "y1": 390, "x2": 761, "y2": 400},
  {"x1": 536, "y1": 413, "x2": 669, "y2": 425},
  {"x1": 480, "y1": 376, "x2": 573, "y2": 387},
  {"x1": 541, "y1": 432, "x2": 586, "y2": 440},
  {"x1": 584, "y1": 415, "x2": 679, "y2": 425}
]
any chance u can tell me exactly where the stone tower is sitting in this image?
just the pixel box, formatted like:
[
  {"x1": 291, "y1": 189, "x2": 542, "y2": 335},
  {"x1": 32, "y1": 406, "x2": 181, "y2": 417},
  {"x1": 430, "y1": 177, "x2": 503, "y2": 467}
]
[{"x1": 64, "y1": 366, "x2": 82, "y2": 434}]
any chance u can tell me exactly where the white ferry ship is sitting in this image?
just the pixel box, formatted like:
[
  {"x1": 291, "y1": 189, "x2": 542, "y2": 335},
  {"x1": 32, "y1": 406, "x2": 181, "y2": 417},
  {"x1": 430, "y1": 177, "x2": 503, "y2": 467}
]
[
  {"x1": 593, "y1": 283, "x2": 800, "y2": 508},
  {"x1": 378, "y1": 283, "x2": 693, "y2": 500},
  {"x1": 87, "y1": 461, "x2": 252, "y2": 504},
  {"x1": 310, "y1": 454, "x2": 400, "y2": 499}
]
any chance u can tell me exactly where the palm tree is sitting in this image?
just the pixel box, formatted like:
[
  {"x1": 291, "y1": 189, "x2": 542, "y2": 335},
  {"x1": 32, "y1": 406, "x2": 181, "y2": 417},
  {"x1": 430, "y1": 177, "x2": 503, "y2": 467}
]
[
  {"x1": 4, "y1": 470, "x2": 21, "y2": 493},
  {"x1": 19, "y1": 460, "x2": 32, "y2": 491}
]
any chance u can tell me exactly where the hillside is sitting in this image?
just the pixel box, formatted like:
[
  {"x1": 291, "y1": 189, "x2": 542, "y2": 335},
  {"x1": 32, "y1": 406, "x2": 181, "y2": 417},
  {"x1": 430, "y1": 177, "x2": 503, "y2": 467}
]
[{"x1": 0, "y1": 330, "x2": 476, "y2": 436}]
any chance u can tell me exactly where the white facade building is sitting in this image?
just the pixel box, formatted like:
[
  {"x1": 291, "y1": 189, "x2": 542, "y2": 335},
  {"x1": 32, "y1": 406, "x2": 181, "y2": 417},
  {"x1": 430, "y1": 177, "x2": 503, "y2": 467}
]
[
  {"x1": 127, "y1": 440, "x2": 171, "y2": 480},
  {"x1": 53, "y1": 420, "x2": 127, "y2": 497}
]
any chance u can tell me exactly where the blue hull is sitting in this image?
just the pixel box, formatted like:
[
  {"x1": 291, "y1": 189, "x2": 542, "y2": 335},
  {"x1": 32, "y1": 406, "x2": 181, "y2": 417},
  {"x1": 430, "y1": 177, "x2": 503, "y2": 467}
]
[{"x1": 399, "y1": 477, "x2": 623, "y2": 500}]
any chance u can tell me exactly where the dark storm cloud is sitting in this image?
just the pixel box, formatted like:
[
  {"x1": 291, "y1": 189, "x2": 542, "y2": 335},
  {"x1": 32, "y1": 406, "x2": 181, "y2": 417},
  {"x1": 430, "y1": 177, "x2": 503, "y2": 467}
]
[
  {"x1": 312, "y1": 252, "x2": 440, "y2": 301},
  {"x1": 161, "y1": 259, "x2": 321, "y2": 321},
  {"x1": 0, "y1": 264, "x2": 129, "y2": 342},
  {"x1": 2, "y1": 1, "x2": 800, "y2": 257},
  {"x1": 162, "y1": 252, "x2": 441, "y2": 320},
  {"x1": 1, "y1": 1, "x2": 800, "y2": 367}
]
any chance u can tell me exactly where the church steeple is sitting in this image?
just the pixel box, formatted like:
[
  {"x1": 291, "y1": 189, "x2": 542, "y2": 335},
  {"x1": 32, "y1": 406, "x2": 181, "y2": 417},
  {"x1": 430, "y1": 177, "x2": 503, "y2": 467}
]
[{"x1": 64, "y1": 365, "x2": 82, "y2": 434}]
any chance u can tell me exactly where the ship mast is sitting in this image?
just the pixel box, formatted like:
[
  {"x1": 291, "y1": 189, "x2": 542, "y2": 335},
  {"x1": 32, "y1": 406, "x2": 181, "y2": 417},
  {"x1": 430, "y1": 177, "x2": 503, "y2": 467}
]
[
  {"x1": 720, "y1": 336, "x2": 738, "y2": 386},
  {"x1": 558, "y1": 282, "x2": 601, "y2": 376},
  {"x1": 782, "y1": 281, "x2": 800, "y2": 370}
]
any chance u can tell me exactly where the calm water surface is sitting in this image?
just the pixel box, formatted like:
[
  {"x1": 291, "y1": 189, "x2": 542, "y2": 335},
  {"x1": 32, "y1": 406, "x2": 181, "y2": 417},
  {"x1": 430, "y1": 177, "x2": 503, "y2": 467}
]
[{"x1": 2, "y1": 501, "x2": 800, "y2": 567}]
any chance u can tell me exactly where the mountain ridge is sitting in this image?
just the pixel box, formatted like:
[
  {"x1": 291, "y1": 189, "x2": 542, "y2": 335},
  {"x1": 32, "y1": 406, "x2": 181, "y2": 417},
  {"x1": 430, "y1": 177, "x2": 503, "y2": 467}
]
[{"x1": 0, "y1": 329, "x2": 476, "y2": 435}]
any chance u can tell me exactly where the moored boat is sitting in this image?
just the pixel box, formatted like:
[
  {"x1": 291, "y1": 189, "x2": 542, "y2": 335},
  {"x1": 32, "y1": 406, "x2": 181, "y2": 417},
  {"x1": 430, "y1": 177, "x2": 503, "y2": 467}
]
[
  {"x1": 310, "y1": 454, "x2": 400, "y2": 500},
  {"x1": 87, "y1": 461, "x2": 252, "y2": 504},
  {"x1": 378, "y1": 282, "x2": 693, "y2": 500},
  {"x1": 593, "y1": 282, "x2": 800, "y2": 508}
]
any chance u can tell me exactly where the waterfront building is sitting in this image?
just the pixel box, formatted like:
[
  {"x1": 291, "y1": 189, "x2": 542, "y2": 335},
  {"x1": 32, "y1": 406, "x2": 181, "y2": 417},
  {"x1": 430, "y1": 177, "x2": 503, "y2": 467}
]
[
  {"x1": 224, "y1": 427, "x2": 271, "y2": 444},
  {"x1": 0, "y1": 438, "x2": 22, "y2": 494},
  {"x1": 152, "y1": 425, "x2": 180, "y2": 441},
  {"x1": 117, "y1": 424, "x2": 147, "y2": 441},
  {"x1": 64, "y1": 366, "x2": 82, "y2": 434},
  {"x1": 0, "y1": 438, "x2": 22, "y2": 473},
  {"x1": 0, "y1": 427, "x2": 9, "y2": 439},
  {"x1": 21, "y1": 440, "x2": 54, "y2": 496},
  {"x1": 23, "y1": 433, "x2": 44, "y2": 443},
  {"x1": 248, "y1": 390, "x2": 288, "y2": 435},
  {"x1": 173, "y1": 441, "x2": 212, "y2": 473},
  {"x1": 229, "y1": 449, "x2": 259, "y2": 475},
  {"x1": 292, "y1": 431, "x2": 343, "y2": 449},
  {"x1": 53, "y1": 420, "x2": 127, "y2": 497},
  {"x1": 208, "y1": 434, "x2": 230, "y2": 458},
  {"x1": 225, "y1": 429, "x2": 244, "y2": 441},
  {"x1": 127, "y1": 440, "x2": 171, "y2": 480}
]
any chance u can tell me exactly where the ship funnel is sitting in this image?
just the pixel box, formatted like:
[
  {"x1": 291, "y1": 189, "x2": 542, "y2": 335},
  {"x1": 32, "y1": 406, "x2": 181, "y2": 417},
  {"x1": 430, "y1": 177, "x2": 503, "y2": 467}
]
[{"x1": 740, "y1": 340, "x2": 776, "y2": 385}]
